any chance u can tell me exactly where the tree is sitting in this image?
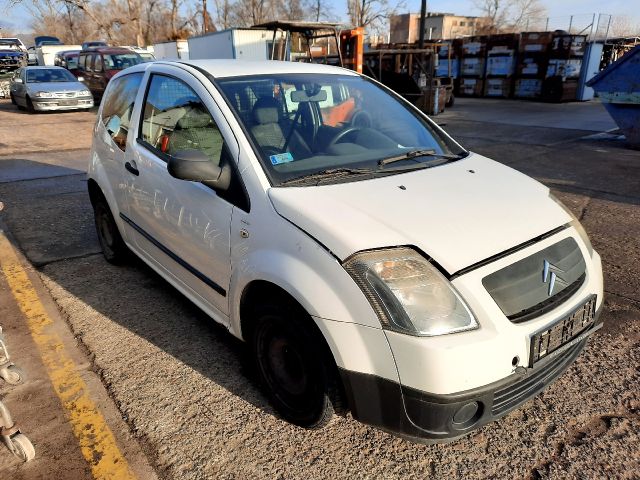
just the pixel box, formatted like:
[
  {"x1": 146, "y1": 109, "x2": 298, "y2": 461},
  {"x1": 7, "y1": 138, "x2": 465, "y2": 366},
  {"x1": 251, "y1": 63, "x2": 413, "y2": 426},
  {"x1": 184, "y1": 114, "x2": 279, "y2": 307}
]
[
  {"x1": 473, "y1": 0, "x2": 546, "y2": 33},
  {"x1": 609, "y1": 15, "x2": 640, "y2": 37},
  {"x1": 347, "y1": 0, "x2": 405, "y2": 34},
  {"x1": 306, "y1": 0, "x2": 334, "y2": 22}
]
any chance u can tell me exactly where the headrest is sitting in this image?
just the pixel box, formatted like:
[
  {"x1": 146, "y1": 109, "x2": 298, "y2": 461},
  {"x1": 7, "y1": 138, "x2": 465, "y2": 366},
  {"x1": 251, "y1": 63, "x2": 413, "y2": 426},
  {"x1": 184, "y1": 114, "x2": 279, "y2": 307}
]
[
  {"x1": 252, "y1": 96, "x2": 280, "y2": 125},
  {"x1": 176, "y1": 107, "x2": 211, "y2": 129}
]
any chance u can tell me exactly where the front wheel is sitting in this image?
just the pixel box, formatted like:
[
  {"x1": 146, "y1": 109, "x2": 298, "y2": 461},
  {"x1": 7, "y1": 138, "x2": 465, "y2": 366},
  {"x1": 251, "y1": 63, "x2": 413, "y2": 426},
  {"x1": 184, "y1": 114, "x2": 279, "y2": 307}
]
[
  {"x1": 93, "y1": 197, "x2": 128, "y2": 264},
  {"x1": 251, "y1": 302, "x2": 344, "y2": 428},
  {"x1": 25, "y1": 96, "x2": 35, "y2": 113}
]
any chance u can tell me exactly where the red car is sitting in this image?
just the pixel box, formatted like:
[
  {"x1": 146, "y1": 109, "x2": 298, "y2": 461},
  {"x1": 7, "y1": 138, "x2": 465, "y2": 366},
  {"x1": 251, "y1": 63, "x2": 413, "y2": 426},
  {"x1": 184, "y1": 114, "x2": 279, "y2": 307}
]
[{"x1": 77, "y1": 47, "x2": 143, "y2": 99}]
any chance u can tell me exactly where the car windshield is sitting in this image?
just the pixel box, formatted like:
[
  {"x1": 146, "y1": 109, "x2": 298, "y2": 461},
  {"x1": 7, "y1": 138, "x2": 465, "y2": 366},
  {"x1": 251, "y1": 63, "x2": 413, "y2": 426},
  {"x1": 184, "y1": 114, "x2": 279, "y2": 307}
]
[
  {"x1": 103, "y1": 53, "x2": 142, "y2": 70},
  {"x1": 26, "y1": 68, "x2": 77, "y2": 83},
  {"x1": 216, "y1": 73, "x2": 466, "y2": 186},
  {"x1": 66, "y1": 56, "x2": 79, "y2": 69},
  {"x1": 0, "y1": 40, "x2": 21, "y2": 50}
]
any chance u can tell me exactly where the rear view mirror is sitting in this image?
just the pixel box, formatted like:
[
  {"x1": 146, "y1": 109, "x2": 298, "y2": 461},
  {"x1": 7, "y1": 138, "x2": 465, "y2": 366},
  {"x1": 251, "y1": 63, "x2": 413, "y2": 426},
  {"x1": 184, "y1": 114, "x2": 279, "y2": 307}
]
[
  {"x1": 77, "y1": 76, "x2": 84, "y2": 82},
  {"x1": 167, "y1": 150, "x2": 231, "y2": 190},
  {"x1": 290, "y1": 89, "x2": 328, "y2": 103},
  {"x1": 13, "y1": 78, "x2": 22, "y2": 84}
]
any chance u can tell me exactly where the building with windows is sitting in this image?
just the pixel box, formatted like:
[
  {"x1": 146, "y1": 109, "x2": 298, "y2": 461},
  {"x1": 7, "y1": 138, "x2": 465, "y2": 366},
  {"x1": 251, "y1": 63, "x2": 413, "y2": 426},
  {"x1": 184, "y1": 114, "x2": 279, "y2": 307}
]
[{"x1": 390, "y1": 13, "x2": 491, "y2": 43}]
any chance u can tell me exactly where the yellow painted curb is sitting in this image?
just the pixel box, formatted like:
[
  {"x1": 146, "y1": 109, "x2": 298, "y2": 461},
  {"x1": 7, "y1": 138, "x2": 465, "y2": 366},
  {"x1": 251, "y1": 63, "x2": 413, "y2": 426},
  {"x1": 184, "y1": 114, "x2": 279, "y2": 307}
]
[{"x1": 0, "y1": 231, "x2": 136, "y2": 479}]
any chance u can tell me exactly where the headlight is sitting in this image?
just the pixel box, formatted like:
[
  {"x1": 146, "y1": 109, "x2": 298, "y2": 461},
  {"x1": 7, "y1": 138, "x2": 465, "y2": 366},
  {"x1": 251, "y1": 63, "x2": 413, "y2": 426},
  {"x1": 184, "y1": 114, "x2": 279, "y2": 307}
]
[
  {"x1": 549, "y1": 193, "x2": 594, "y2": 257},
  {"x1": 79, "y1": 90, "x2": 92, "y2": 97},
  {"x1": 35, "y1": 91, "x2": 54, "y2": 98},
  {"x1": 343, "y1": 248, "x2": 478, "y2": 336}
]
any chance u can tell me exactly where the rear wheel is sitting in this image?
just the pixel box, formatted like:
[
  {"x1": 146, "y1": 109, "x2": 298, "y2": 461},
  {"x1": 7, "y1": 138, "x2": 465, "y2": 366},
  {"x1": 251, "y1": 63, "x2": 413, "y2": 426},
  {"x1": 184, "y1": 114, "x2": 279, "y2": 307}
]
[
  {"x1": 93, "y1": 196, "x2": 128, "y2": 264},
  {"x1": 250, "y1": 299, "x2": 345, "y2": 428}
]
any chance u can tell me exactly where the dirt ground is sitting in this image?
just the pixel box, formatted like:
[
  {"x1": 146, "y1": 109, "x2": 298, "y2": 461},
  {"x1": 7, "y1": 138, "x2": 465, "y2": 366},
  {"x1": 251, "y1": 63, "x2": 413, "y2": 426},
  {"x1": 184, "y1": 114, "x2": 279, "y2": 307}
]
[{"x1": 0, "y1": 97, "x2": 638, "y2": 479}]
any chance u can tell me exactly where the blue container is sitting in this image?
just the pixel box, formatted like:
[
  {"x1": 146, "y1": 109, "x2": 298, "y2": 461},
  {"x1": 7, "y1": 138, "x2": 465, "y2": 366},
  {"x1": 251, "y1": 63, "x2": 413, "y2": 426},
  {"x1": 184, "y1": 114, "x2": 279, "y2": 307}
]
[{"x1": 587, "y1": 45, "x2": 640, "y2": 147}]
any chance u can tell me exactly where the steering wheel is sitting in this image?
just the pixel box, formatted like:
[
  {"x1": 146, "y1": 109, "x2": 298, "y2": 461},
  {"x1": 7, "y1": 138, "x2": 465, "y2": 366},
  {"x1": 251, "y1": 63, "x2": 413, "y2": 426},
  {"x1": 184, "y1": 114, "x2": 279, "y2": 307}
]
[
  {"x1": 351, "y1": 110, "x2": 372, "y2": 128},
  {"x1": 328, "y1": 127, "x2": 364, "y2": 148}
]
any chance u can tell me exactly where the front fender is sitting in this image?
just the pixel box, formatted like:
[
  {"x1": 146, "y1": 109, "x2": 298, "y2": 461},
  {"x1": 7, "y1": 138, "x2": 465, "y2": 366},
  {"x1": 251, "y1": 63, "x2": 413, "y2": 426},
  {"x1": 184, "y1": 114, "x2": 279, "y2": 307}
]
[{"x1": 228, "y1": 246, "x2": 382, "y2": 339}]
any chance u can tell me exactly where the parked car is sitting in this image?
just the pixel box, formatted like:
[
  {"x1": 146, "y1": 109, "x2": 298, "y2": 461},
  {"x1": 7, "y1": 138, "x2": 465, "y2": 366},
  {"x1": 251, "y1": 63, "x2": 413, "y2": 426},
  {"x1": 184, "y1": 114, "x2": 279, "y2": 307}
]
[
  {"x1": 9, "y1": 66, "x2": 93, "y2": 112},
  {"x1": 27, "y1": 46, "x2": 38, "y2": 66},
  {"x1": 82, "y1": 41, "x2": 108, "y2": 50},
  {"x1": 126, "y1": 46, "x2": 155, "y2": 62},
  {"x1": 77, "y1": 47, "x2": 143, "y2": 99},
  {"x1": 88, "y1": 60, "x2": 603, "y2": 443},
  {"x1": 34, "y1": 36, "x2": 62, "y2": 47},
  {"x1": 0, "y1": 38, "x2": 28, "y2": 74},
  {"x1": 54, "y1": 50, "x2": 81, "y2": 74}
]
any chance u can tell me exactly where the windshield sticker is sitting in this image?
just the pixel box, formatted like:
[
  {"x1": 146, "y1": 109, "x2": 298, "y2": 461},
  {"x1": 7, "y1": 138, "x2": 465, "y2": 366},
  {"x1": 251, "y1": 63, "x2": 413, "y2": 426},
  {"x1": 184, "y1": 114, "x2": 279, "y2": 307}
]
[{"x1": 269, "y1": 152, "x2": 294, "y2": 165}]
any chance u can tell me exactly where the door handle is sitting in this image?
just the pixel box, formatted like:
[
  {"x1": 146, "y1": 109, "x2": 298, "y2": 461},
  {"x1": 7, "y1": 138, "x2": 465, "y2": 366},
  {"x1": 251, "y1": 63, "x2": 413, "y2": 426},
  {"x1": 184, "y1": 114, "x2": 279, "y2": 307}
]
[{"x1": 125, "y1": 161, "x2": 139, "y2": 176}]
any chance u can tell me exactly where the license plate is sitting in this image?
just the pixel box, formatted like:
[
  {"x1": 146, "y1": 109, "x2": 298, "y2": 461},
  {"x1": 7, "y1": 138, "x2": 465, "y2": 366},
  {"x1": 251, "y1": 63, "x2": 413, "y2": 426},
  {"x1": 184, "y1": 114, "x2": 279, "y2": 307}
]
[
  {"x1": 58, "y1": 99, "x2": 78, "y2": 106},
  {"x1": 529, "y1": 295, "x2": 598, "y2": 366}
]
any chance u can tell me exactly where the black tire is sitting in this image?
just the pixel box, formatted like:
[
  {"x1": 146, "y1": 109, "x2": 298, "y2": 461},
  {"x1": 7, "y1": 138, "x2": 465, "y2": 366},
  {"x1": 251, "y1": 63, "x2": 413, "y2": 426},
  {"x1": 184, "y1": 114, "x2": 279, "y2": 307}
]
[
  {"x1": 446, "y1": 93, "x2": 455, "y2": 108},
  {"x1": 250, "y1": 300, "x2": 345, "y2": 428},
  {"x1": 25, "y1": 96, "x2": 35, "y2": 113},
  {"x1": 9, "y1": 92, "x2": 16, "y2": 105},
  {"x1": 93, "y1": 196, "x2": 128, "y2": 264}
]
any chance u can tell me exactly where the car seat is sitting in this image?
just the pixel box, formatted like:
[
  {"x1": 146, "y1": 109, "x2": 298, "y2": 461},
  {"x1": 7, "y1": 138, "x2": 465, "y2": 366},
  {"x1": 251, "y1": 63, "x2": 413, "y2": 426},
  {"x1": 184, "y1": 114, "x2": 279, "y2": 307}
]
[
  {"x1": 166, "y1": 106, "x2": 224, "y2": 163},
  {"x1": 250, "y1": 97, "x2": 312, "y2": 159}
]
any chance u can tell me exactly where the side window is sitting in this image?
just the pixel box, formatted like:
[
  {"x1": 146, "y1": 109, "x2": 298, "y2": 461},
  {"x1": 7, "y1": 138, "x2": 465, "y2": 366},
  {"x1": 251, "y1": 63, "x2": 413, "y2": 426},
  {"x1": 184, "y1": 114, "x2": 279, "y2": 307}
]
[
  {"x1": 94, "y1": 55, "x2": 103, "y2": 72},
  {"x1": 101, "y1": 73, "x2": 144, "y2": 152},
  {"x1": 139, "y1": 75, "x2": 224, "y2": 166}
]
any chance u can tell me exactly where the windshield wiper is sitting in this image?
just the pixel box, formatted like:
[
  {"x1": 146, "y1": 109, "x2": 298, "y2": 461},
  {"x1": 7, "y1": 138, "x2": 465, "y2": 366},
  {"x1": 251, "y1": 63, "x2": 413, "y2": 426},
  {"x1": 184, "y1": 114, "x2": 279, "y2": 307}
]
[
  {"x1": 378, "y1": 149, "x2": 463, "y2": 166},
  {"x1": 280, "y1": 167, "x2": 376, "y2": 186}
]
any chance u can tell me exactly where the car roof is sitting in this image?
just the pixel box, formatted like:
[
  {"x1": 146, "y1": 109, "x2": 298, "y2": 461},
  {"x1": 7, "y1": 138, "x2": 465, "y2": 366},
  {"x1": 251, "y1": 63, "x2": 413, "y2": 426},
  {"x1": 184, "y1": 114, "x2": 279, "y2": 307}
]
[
  {"x1": 24, "y1": 66, "x2": 68, "y2": 70},
  {"x1": 139, "y1": 59, "x2": 359, "y2": 78},
  {"x1": 80, "y1": 47, "x2": 138, "y2": 54}
]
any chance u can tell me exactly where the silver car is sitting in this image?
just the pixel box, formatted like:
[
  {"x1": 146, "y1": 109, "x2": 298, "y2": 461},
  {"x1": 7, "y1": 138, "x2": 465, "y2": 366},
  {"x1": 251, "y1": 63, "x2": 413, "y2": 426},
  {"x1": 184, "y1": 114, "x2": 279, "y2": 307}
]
[{"x1": 9, "y1": 66, "x2": 94, "y2": 112}]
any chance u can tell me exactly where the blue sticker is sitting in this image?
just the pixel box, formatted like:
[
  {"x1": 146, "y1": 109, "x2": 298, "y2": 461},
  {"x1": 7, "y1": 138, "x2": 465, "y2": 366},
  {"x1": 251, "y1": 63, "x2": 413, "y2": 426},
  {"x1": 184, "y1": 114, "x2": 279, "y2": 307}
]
[{"x1": 269, "y1": 152, "x2": 294, "y2": 165}]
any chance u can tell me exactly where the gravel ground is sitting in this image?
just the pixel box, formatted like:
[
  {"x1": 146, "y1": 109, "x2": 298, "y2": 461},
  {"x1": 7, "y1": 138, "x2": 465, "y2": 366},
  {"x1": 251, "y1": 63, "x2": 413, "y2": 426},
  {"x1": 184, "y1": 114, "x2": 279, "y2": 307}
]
[{"x1": 38, "y1": 247, "x2": 639, "y2": 479}]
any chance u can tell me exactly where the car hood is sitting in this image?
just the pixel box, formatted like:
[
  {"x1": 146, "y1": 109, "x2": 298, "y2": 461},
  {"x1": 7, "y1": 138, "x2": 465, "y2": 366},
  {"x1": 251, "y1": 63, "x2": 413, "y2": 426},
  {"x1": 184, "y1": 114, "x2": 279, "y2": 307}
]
[
  {"x1": 268, "y1": 153, "x2": 571, "y2": 274},
  {"x1": 26, "y1": 81, "x2": 85, "y2": 93}
]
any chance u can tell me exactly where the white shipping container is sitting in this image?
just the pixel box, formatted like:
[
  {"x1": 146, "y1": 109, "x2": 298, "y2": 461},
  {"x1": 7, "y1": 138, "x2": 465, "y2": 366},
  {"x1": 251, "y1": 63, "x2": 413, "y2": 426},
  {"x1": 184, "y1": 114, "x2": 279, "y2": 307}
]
[
  {"x1": 37, "y1": 45, "x2": 81, "y2": 66},
  {"x1": 153, "y1": 40, "x2": 189, "y2": 60},
  {"x1": 188, "y1": 29, "x2": 283, "y2": 61}
]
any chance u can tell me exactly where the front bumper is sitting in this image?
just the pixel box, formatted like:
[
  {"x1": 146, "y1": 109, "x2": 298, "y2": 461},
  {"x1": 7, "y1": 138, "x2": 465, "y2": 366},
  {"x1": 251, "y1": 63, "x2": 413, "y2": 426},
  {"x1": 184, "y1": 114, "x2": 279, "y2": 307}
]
[
  {"x1": 340, "y1": 307, "x2": 602, "y2": 443},
  {"x1": 33, "y1": 98, "x2": 94, "y2": 111}
]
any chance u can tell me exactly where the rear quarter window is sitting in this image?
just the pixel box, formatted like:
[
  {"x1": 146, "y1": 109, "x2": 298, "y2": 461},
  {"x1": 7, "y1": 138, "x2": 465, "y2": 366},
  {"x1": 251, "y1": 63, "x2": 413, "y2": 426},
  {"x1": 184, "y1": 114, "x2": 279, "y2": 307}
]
[{"x1": 101, "y1": 72, "x2": 144, "y2": 152}]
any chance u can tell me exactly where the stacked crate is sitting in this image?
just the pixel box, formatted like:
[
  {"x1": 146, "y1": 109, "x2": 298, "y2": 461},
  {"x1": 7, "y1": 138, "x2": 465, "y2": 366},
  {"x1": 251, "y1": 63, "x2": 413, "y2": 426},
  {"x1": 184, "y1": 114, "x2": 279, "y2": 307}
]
[
  {"x1": 484, "y1": 34, "x2": 518, "y2": 98},
  {"x1": 515, "y1": 32, "x2": 553, "y2": 99},
  {"x1": 542, "y1": 34, "x2": 587, "y2": 102},
  {"x1": 458, "y1": 36, "x2": 486, "y2": 97},
  {"x1": 435, "y1": 41, "x2": 459, "y2": 79}
]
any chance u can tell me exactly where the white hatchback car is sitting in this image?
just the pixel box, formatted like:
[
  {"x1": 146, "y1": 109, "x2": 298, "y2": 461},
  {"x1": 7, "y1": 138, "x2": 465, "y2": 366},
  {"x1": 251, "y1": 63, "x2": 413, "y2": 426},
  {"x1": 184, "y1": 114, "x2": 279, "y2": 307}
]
[{"x1": 88, "y1": 60, "x2": 603, "y2": 443}]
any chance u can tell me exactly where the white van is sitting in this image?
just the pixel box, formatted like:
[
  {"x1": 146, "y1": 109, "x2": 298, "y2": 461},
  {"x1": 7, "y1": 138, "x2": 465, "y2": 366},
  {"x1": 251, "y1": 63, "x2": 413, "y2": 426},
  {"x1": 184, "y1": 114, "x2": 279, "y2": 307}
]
[{"x1": 87, "y1": 60, "x2": 603, "y2": 442}]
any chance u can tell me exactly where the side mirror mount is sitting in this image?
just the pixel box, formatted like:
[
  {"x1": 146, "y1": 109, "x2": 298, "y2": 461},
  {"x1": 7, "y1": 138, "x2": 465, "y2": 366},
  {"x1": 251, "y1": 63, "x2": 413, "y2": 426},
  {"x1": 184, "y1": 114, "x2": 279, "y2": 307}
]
[{"x1": 167, "y1": 150, "x2": 231, "y2": 191}]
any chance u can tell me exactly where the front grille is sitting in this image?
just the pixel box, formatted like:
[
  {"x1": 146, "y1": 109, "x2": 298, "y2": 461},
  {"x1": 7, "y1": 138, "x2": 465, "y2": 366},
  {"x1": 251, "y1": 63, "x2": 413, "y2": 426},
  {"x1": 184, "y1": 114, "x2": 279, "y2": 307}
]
[
  {"x1": 508, "y1": 273, "x2": 586, "y2": 323},
  {"x1": 52, "y1": 92, "x2": 77, "y2": 98},
  {"x1": 483, "y1": 237, "x2": 586, "y2": 323},
  {"x1": 492, "y1": 339, "x2": 585, "y2": 416}
]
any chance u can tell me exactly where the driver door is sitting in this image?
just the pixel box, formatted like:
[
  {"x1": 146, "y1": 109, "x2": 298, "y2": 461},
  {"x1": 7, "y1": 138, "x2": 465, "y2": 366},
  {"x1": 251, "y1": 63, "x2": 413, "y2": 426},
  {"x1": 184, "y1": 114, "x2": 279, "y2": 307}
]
[{"x1": 123, "y1": 66, "x2": 240, "y2": 321}]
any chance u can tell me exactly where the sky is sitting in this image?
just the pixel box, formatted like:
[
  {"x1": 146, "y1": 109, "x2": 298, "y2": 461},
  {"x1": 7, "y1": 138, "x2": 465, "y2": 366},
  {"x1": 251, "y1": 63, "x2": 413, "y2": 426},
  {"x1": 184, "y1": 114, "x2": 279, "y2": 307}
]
[{"x1": 1, "y1": 0, "x2": 638, "y2": 35}]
